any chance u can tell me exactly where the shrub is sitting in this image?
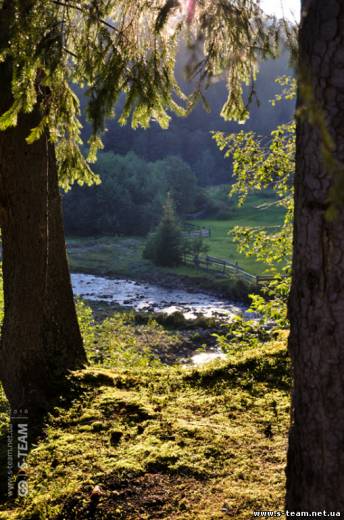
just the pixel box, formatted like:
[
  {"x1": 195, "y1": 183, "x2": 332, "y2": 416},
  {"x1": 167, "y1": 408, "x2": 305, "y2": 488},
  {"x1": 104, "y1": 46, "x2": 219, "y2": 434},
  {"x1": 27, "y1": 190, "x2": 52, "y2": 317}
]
[{"x1": 143, "y1": 194, "x2": 183, "y2": 267}]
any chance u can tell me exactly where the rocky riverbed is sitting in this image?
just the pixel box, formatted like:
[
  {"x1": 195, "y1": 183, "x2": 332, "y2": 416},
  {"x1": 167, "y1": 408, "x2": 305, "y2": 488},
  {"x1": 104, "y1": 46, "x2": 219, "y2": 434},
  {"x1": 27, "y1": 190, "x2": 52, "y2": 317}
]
[
  {"x1": 71, "y1": 273, "x2": 246, "y2": 365},
  {"x1": 71, "y1": 273, "x2": 244, "y2": 321}
]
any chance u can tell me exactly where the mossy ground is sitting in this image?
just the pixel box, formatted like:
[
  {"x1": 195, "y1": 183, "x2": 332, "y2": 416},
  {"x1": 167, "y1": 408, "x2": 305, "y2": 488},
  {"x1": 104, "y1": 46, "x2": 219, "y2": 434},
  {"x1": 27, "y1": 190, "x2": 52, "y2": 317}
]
[{"x1": 0, "y1": 318, "x2": 290, "y2": 520}]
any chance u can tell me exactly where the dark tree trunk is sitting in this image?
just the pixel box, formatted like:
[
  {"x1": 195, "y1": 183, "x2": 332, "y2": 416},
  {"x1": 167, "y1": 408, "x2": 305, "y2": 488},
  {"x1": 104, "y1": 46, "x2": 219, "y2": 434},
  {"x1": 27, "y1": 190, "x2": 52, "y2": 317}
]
[
  {"x1": 287, "y1": 0, "x2": 344, "y2": 510},
  {"x1": 0, "y1": 2, "x2": 86, "y2": 426}
]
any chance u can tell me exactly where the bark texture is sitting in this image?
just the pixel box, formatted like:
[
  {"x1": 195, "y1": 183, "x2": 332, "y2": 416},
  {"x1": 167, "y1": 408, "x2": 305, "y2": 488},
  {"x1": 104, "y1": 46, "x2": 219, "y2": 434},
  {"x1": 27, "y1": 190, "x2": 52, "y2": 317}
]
[
  {"x1": 287, "y1": 0, "x2": 344, "y2": 510},
  {"x1": 0, "y1": 0, "x2": 86, "y2": 423}
]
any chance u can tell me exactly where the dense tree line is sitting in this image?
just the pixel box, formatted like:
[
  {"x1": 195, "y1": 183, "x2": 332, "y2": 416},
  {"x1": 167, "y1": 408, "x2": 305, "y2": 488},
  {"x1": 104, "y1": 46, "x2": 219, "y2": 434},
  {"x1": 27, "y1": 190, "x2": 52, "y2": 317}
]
[{"x1": 63, "y1": 152, "x2": 199, "y2": 236}]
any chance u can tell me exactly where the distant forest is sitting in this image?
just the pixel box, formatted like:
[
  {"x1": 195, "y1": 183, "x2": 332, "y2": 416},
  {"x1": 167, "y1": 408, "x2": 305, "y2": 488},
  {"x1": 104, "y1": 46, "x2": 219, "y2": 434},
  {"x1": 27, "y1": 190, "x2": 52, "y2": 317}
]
[{"x1": 64, "y1": 50, "x2": 294, "y2": 236}]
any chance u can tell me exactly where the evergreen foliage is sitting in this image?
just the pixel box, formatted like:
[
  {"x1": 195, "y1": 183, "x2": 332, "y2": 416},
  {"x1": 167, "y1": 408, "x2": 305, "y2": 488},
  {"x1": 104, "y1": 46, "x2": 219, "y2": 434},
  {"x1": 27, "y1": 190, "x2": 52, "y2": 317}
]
[
  {"x1": 150, "y1": 155, "x2": 197, "y2": 216},
  {"x1": 0, "y1": 1, "x2": 280, "y2": 189},
  {"x1": 98, "y1": 51, "x2": 294, "y2": 186},
  {"x1": 143, "y1": 194, "x2": 184, "y2": 267}
]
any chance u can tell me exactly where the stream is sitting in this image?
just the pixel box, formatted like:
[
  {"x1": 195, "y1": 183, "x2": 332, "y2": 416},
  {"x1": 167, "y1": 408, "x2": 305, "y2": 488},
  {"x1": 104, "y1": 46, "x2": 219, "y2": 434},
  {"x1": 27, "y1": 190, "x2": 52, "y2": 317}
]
[
  {"x1": 71, "y1": 273, "x2": 245, "y2": 365},
  {"x1": 72, "y1": 273, "x2": 243, "y2": 319}
]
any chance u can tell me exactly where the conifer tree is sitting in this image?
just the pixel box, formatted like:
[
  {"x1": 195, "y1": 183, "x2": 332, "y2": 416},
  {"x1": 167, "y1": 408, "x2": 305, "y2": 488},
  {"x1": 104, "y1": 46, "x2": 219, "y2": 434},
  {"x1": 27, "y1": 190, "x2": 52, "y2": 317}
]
[
  {"x1": 144, "y1": 194, "x2": 183, "y2": 267},
  {"x1": 0, "y1": 0, "x2": 277, "y2": 421}
]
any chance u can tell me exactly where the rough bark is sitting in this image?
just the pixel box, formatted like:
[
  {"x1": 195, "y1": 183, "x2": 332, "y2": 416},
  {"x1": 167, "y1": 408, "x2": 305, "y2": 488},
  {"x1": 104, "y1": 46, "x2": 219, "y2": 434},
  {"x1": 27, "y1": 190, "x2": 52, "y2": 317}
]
[
  {"x1": 0, "y1": 0, "x2": 87, "y2": 425},
  {"x1": 287, "y1": 0, "x2": 344, "y2": 510}
]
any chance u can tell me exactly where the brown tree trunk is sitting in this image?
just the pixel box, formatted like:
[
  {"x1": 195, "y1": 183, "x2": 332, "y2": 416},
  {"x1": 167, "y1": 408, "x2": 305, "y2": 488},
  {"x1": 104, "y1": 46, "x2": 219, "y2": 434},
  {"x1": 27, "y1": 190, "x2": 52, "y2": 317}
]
[
  {"x1": 0, "y1": 2, "x2": 86, "y2": 426},
  {"x1": 287, "y1": 0, "x2": 344, "y2": 510}
]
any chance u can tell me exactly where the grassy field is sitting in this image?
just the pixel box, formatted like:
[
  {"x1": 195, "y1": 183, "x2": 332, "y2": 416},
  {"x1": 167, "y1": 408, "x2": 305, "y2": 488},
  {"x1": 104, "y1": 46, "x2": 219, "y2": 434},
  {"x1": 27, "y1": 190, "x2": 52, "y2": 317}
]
[
  {"x1": 67, "y1": 236, "x2": 242, "y2": 283},
  {"x1": 67, "y1": 192, "x2": 284, "y2": 284},
  {"x1": 0, "y1": 309, "x2": 290, "y2": 520},
  {"x1": 196, "y1": 193, "x2": 285, "y2": 274}
]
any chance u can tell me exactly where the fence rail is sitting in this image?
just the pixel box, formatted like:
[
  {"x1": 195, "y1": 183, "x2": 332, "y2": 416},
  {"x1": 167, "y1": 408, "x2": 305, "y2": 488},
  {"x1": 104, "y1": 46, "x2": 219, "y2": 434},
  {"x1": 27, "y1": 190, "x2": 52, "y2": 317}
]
[
  {"x1": 182, "y1": 224, "x2": 211, "y2": 239},
  {"x1": 256, "y1": 274, "x2": 288, "y2": 285},
  {"x1": 182, "y1": 229, "x2": 211, "y2": 238},
  {"x1": 181, "y1": 222, "x2": 282, "y2": 286},
  {"x1": 183, "y1": 254, "x2": 284, "y2": 286},
  {"x1": 183, "y1": 254, "x2": 256, "y2": 284}
]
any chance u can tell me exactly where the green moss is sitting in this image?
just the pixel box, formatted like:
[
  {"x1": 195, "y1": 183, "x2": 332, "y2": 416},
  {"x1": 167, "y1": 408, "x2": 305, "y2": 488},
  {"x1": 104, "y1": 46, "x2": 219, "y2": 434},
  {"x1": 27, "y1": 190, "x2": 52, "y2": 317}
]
[
  {"x1": 0, "y1": 329, "x2": 290, "y2": 520},
  {"x1": 185, "y1": 336, "x2": 291, "y2": 392},
  {"x1": 72, "y1": 369, "x2": 115, "y2": 388}
]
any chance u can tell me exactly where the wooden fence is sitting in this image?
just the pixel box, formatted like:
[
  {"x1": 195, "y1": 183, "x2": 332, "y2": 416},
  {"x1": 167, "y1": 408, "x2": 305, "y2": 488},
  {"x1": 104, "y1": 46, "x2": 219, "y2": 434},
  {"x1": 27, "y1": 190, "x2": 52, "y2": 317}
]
[
  {"x1": 183, "y1": 254, "x2": 280, "y2": 286},
  {"x1": 256, "y1": 274, "x2": 288, "y2": 285},
  {"x1": 181, "y1": 222, "x2": 280, "y2": 286},
  {"x1": 182, "y1": 229, "x2": 211, "y2": 238},
  {"x1": 183, "y1": 254, "x2": 256, "y2": 284},
  {"x1": 182, "y1": 223, "x2": 211, "y2": 239}
]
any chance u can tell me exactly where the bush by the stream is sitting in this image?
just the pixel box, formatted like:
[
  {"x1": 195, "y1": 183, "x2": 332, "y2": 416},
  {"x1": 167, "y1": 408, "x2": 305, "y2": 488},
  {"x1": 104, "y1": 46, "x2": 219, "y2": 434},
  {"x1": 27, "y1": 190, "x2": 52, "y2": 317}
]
[{"x1": 143, "y1": 194, "x2": 184, "y2": 267}]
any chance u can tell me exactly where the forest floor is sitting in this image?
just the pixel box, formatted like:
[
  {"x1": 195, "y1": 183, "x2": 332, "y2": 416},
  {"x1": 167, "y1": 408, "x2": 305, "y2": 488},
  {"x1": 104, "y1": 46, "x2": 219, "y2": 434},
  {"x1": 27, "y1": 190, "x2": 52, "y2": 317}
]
[{"x1": 0, "y1": 308, "x2": 290, "y2": 520}]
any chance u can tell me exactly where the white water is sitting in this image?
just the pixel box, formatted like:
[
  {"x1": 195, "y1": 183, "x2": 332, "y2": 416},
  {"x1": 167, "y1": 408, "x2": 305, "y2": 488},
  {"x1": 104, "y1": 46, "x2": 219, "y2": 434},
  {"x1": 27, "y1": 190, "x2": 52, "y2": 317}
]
[
  {"x1": 190, "y1": 351, "x2": 227, "y2": 366},
  {"x1": 71, "y1": 273, "x2": 245, "y2": 365},
  {"x1": 71, "y1": 273, "x2": 243, "y2": 321}
]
